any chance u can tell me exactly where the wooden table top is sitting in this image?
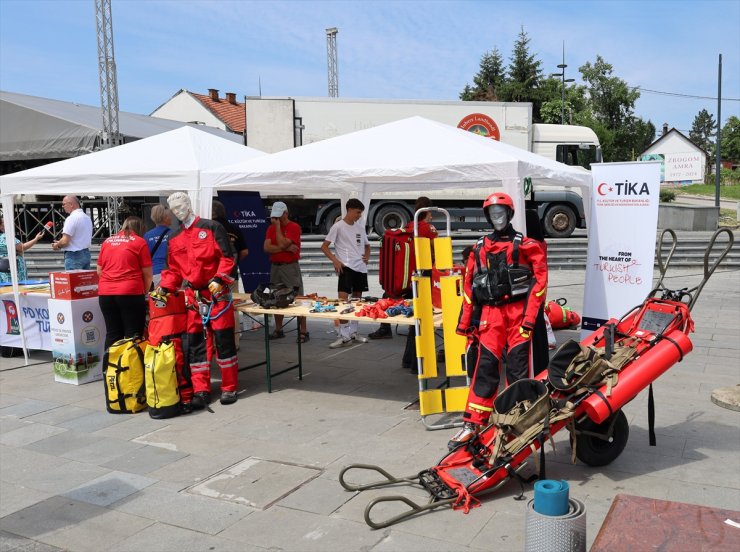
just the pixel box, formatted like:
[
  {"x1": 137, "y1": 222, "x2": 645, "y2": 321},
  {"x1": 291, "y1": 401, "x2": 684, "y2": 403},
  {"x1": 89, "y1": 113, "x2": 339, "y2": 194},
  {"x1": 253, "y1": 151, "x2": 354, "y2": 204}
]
[{"x1": 233, "y1": 294, "x2": 443, "y2": 327}]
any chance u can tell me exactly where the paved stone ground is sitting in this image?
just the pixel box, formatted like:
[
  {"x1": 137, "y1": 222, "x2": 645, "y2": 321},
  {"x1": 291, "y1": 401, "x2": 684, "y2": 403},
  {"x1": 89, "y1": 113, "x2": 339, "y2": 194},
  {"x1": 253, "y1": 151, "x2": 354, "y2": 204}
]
[{"x1": 1, "y1": 267, "x2": 738, "y2": 552}]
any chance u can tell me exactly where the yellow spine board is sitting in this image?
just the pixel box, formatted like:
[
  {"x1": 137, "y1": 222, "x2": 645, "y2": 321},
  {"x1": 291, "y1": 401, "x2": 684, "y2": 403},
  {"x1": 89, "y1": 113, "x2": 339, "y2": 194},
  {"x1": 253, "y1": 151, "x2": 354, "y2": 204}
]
[
  {"x1": 433, "y1": 236, "x2": 453, "y2": 270},
  {"x1": 440, "y1": 275, "x2": 466, "y2": 376},
  {"x1": 413, "y1": 275, "x2": 437, "y2": 378},
  {"x1": 414, "y1": 237, "x2": 433, "y2": 270}
]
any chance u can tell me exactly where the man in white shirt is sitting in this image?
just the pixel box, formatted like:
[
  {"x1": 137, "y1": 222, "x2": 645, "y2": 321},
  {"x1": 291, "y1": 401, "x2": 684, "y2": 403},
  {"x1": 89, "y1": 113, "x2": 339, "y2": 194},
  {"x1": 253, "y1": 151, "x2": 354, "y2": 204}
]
[
  {"x1": 320, "y1": 198, "x2": 371, "y2": 348},
  {"x1": 51, "y1": 195, "x2": 93, "y2": 270}
]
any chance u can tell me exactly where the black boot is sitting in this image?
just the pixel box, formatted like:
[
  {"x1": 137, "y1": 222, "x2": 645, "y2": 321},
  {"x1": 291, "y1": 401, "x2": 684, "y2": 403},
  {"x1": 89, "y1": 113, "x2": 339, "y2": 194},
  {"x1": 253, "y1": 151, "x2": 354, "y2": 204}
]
[{"x1": 191, "y1": 391, "x2": 210, "y2": 410}]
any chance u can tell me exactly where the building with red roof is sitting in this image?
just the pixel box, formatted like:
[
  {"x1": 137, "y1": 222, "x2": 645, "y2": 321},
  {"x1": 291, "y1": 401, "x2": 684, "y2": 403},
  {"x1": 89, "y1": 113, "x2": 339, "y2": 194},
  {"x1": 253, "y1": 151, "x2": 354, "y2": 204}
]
[{"x1": 151, "y1": 88, "x2": 245, "y2": 137}]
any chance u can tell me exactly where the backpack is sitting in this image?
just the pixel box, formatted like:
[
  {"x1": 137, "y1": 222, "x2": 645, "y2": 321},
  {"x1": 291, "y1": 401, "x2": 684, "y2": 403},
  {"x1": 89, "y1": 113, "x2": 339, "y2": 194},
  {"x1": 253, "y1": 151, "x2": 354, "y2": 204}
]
[
  {"x1": 147, "y1": 292, "x2": 188, "y2": 417},
  {"x1": 379, "y1": 228, "x2": 415, "y2": 298},
  {"x1": 251, "y1": 283, "x2": 297, "y2": 309},
  {"x1": 547, "y1": 338, "x2": 638, "y2": 395},
  {"x1": 144, "y1": 342, "x2": 181, "y2": 419},
  {"x1": 148, "y1": 291, "x2": 187, "y2": 346},
  {"x1": 104, "y1": 337, "x2": 147, "y2": 414}
]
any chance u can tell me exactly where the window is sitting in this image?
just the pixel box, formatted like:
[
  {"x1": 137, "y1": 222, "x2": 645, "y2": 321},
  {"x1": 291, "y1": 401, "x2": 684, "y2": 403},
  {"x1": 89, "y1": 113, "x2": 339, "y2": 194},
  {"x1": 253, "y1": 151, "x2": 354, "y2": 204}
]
[{"x1": 556, "y1": 144, "x2": 602, "y2": 169}]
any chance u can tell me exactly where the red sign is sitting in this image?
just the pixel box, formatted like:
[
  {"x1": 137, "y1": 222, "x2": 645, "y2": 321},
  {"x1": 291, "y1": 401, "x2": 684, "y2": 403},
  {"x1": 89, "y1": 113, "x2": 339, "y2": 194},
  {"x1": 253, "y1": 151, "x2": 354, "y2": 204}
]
[{"x1": 457, "y1": 113, "x2": 501, "y2": 141}]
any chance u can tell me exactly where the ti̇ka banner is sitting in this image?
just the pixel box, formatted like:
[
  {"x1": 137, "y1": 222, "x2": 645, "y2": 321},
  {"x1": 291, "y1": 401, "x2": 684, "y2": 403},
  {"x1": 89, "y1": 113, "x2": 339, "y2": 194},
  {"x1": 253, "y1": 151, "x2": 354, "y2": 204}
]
[
  {"x1": 581, "y1": 161, "x2": 661, "y2": 339},
  {"x1": 217, "y1": 191, "x2": 271, "y2": 293}
]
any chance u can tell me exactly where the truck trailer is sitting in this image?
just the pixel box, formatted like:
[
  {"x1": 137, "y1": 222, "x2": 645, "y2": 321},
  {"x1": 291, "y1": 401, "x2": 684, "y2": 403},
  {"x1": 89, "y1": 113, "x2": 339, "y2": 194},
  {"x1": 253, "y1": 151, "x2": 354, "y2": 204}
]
[{"x1": 244, "y1": 97, "x2": 601, "y2": 237}]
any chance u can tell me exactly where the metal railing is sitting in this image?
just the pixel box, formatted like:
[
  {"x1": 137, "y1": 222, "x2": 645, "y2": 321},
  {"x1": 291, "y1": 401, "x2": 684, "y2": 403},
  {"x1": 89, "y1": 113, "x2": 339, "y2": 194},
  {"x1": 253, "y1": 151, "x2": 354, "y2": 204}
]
[{"x1": 10, "y1": 199, "x2": 133, "y2": 243}]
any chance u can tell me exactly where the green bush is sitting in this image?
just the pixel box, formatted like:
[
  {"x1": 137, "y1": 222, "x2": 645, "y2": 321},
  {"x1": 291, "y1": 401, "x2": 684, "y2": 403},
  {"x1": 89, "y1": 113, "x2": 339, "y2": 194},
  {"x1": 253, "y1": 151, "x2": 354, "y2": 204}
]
[
  {"x1": 721, "y1": 167, "x2": 740, "y2": 186},
  {"x1": 660, "y1": 189, "x2": 676, "y2": 203}
]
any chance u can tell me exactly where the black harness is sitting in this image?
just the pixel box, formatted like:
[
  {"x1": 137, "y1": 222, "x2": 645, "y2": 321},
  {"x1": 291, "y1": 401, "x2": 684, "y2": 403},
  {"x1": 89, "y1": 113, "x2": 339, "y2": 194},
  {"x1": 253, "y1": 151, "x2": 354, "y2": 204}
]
[{"x1": 471, "y1": 232, "x2": 533, "y2": 306}]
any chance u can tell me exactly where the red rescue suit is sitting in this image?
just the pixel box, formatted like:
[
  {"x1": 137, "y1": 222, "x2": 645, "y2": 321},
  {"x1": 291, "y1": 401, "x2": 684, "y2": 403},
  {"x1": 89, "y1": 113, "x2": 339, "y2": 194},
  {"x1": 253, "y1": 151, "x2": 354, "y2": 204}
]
[
  {"x1": 457, "y1": 226, "x2": 548, "y2": 426},
  {"x1": 160, "y1": 217, "x2": 238, "y2": 396}
]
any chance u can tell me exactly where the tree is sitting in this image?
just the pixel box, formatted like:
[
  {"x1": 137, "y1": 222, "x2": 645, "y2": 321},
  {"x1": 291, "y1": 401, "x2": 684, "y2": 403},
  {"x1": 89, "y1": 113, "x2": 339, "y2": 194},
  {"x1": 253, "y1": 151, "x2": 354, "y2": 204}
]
[
  {"x1": 540, "y1": 80, "x2": 589, "y2": 124},
  {"x1": 579, "y1": 56, "x2": 640, "y2": 129},
  {"x1": 720, "y1": 115, "x2": 740, "y2": 162},
  {"x1": 459, "y1": 84, "x2": 475, "y2": 101},
  {"x1": 471, "y1": 47, "x2": 507, "y2": 101},
  {"x1": 578, "y1": 56, "x2": 652, "y2": 161},
  {"x1": 689, "y1": 109, "x2": 717, "y2": 155},
  {"x1": 502, "y1": 27, "x2": 544, "y2": 117}
]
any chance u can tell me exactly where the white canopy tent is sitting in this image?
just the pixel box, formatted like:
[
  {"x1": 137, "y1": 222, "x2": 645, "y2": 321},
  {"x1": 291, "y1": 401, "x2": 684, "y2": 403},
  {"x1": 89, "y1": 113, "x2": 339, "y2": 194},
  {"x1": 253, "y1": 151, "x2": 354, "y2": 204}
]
[
  {"x1": 0, "y1": 125, "x2": 265, "y2": 362},
  {"x1": 202, "y1": 116, "x2": 594, "y2": 232}
]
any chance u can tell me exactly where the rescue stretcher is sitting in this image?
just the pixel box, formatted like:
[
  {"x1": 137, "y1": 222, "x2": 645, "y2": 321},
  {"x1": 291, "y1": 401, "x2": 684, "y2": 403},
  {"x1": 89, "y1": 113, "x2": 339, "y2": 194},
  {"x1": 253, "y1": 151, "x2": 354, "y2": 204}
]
[{"x1": 339, "y1": 227, "x2": 734, "y2": 529}]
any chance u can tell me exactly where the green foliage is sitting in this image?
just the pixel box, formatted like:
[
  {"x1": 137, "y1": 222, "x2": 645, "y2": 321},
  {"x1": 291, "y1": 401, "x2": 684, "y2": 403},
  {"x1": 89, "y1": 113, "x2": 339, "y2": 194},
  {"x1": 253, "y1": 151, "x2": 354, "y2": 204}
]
[
  {"x1": 507, "y1": 27, "x2": 542, "y2": 89},
  {"x1": 720, "y1": 167, "x2": 740, "y2": 185},
  {"x1": 474, "y1": 47, "x2": 507, "y2": 101},
  {"x1": 720, "y1": 116, "x2": 740, "y2": 161},
  {"x1": 579, "y1": 56, "x2": 641, "y2": 128},
  {"x1": 460, "y1": 39, "x2": 655, "y2": 161},
  {"x1": 689, "y1": 109, "x2": 717, "y2": 167},
  {"x1": 659, "y1": 189, "x2": 676, "y2": 203}
]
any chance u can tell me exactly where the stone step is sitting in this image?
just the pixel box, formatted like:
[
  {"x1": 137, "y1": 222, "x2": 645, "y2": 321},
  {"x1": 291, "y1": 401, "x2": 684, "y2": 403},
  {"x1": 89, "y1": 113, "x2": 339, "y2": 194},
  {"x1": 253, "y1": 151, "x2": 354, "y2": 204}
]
[{"x1": 20, "y1": 230, "x2": 739, "y2": 279}]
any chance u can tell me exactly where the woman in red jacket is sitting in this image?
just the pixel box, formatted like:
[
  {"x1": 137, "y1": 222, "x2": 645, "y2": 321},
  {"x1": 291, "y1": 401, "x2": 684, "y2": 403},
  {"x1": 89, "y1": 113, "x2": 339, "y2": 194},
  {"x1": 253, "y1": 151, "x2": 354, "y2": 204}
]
[{"x1": 97, "y1": 216, "x2": 153, "y2": 349}]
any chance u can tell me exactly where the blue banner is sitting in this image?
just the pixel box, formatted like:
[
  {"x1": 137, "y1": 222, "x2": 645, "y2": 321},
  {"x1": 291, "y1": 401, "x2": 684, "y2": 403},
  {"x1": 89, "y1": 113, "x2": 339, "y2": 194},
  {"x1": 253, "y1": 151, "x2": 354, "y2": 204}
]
[{"x1": 217, "y1": 191, "x2": 271, "y2": 292}]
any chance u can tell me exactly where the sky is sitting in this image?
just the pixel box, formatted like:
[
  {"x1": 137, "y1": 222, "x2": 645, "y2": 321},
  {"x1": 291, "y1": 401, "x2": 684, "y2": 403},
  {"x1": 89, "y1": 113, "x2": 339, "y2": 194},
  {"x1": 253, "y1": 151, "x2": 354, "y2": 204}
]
[{"x1": 1, "y1": 0, "x2": 738, "y2": 137}]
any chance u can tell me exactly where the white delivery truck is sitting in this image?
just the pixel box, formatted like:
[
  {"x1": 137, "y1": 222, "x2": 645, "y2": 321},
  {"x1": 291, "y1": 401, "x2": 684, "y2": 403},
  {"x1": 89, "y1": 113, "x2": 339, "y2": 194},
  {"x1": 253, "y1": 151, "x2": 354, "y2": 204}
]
[{"x1": 244, "y1": 97, "x2": 601, "y2": 237}]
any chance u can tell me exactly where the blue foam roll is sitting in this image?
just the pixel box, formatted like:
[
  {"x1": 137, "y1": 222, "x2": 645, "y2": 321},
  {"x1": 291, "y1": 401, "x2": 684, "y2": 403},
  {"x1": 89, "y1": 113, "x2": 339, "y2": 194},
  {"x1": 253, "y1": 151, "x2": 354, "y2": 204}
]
[{"x1": 533, "y1": 479, "x2": 570, "y2": 516}]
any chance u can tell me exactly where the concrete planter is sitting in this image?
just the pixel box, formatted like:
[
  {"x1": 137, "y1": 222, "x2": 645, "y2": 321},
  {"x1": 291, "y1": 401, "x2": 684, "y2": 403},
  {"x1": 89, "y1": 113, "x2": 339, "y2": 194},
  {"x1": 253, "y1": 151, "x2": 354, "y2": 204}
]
[{"x1": 658, "y1": 203, "x2": 719, "y2": 231}]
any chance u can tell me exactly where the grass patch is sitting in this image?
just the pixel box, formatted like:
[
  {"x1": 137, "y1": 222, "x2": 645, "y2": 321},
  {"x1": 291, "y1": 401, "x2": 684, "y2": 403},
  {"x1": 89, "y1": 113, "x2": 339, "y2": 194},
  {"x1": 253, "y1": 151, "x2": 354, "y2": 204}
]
[
  {"x1": 719, "y1": 208, "x2": 738, "y2": 228},
  {"x1": 675, "y1": 183, "x2": 740, "y2": 200}
]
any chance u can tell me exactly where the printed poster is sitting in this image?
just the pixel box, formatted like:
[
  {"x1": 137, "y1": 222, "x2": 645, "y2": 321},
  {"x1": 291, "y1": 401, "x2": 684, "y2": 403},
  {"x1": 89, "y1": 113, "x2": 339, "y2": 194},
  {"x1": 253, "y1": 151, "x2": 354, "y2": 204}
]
[
  {"x1": 0, "y1": 293, "x2": 52, "y2": 350},
  {"x1": 217, "y1": 191, "x2": 271, "y2": 293},
  {"x1": 581, "y1": 161, "x2": 661, "y2": 338}
]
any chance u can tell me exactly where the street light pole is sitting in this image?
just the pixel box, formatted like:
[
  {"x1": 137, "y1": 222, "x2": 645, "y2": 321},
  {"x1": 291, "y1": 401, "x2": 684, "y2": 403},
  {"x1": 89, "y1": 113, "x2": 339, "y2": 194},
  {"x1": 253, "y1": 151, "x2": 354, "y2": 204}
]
[{"x1": 552, "y1": 41, "x2": 575, "y2": 125}]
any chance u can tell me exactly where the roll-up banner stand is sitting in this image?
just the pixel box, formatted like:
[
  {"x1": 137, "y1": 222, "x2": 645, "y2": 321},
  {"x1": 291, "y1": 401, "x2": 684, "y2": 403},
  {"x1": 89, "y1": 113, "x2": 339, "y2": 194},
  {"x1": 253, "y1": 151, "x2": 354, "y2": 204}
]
[
  {"x1": 216, "y1": 191, "x2": 271, "y2": 293},
  {"x1": 581, "y1": 161, "x2": 661, "y2": 339}
]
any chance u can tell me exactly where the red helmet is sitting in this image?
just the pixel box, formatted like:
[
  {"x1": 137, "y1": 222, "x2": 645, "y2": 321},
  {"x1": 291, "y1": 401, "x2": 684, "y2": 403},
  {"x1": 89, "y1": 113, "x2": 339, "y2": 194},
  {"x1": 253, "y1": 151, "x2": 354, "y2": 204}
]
[{"x1": 483, "y1": 192, "x2": 515, "y2": 212}]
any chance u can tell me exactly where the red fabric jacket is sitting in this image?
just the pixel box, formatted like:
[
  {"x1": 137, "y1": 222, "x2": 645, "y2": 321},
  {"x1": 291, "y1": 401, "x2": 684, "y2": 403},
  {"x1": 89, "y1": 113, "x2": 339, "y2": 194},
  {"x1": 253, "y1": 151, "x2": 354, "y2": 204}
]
[
  {"x1": 405, "y1": 219, "x2": 438, "y2": 240},
  {"x1": 457, "y1": 227, "x2": 547, "y2": 333},
  {"x1": 160, "y1": 217, "x2": 235, "y2": 291}
]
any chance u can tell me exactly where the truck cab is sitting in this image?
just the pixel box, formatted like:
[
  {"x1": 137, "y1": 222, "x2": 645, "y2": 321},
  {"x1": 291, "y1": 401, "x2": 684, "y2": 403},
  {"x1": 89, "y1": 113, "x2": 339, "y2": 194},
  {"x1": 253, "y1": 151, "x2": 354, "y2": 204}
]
[{"x1": 529, "y1": 124, "x2": 602, "y2": 237}]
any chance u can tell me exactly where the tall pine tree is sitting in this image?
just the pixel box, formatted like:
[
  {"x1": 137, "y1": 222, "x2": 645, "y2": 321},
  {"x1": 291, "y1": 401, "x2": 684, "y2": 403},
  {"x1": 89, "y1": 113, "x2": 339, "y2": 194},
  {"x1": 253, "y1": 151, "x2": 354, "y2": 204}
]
[
  {"x1": 503, "y1": 26, "x2": 543, "y2": 115},
  {"x1": 460, "y1": 47, "x2": 506, "y2": 101}
]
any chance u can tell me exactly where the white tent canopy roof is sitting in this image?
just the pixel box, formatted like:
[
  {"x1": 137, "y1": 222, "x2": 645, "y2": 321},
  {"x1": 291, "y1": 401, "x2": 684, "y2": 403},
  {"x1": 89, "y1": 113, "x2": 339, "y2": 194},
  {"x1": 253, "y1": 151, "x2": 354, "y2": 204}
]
[
  {"x1": 0, "y1": 90, "x2": 243, "y2": 161},
  {"x1": 202, "y1": 116, "x2": 593, "y2": 232},
  {"x1": 0, "y1": 125, "x2": 265, "y2": 197}
]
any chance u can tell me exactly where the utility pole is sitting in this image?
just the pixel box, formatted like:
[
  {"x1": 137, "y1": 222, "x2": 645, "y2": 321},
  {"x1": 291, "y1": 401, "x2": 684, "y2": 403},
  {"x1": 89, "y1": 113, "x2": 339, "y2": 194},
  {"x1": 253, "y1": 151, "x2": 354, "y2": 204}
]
[
  {"x1": 551, "y1": 42, "x2": 575, "y2": 125},
  {"x1": 95, "y1": 0, "x2": 123, "y2": 232},
  {"x1": 326, "y1": 27, "x2": 339, "y2": 97},
  {"x1": 715, "y1": 53, "x2": 722, "y2": 209}
]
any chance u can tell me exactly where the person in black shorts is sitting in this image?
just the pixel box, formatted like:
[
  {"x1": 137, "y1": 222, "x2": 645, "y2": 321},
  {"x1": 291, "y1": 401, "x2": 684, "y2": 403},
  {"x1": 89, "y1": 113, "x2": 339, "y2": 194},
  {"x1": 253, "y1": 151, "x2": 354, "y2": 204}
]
[{"x1": 320, "y1": 198, "x2": 371, "y2": 348}]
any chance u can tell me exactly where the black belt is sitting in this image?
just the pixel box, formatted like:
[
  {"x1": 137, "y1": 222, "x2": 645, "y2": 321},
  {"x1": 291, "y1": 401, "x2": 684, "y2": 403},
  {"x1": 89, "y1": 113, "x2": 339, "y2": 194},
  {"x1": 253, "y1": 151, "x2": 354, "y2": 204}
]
[
  {"x1": 272, "y1": 261, "x2": 297, "y2": 266},
  {"x1": 64, "y1": 248, "x2": 90, "y2": 254}
]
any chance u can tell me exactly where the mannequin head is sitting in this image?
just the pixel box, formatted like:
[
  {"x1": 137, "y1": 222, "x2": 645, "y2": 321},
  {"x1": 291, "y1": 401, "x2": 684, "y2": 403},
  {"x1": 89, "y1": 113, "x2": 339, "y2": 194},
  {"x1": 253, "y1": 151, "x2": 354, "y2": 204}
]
[
  {"x1": 483, "y1": 192, "x2": 514, "y2": 231},
  {"x1": 167, "y1": 192, "x2": 193, "y2": 223}
]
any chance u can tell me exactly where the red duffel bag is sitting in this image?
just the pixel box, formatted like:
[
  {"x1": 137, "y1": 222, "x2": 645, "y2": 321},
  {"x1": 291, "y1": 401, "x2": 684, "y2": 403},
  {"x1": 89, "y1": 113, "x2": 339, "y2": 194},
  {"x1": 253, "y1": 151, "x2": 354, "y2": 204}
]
[{"x1": 545, "y1": 298, "x2": 581, "y2": 330}]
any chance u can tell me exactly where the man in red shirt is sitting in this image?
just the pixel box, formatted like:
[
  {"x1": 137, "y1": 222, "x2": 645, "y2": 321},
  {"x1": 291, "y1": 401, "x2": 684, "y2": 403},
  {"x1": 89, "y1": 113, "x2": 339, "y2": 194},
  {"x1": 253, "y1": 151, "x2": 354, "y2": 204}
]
[
  {"x1": 263, "y1": 202, "x2": 307, "y2": 342},
  {"x1": 157, "y1": 192, "x2": 238, "y2": 409}
]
